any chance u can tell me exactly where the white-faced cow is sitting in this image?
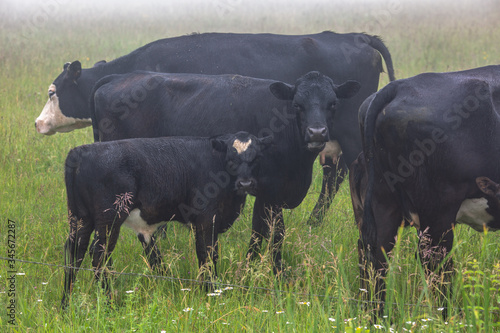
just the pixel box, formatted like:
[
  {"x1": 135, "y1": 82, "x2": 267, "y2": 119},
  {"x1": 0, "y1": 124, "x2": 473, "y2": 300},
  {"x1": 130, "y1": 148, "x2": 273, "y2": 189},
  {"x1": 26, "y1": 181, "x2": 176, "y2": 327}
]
[
  {"x1": 61, "y1": 131, "x2": 272, "y2": 307},
  {"x1": 89, "y1": 71, "x2": 360, "y2": 274},
  {"x1": 35, "y1": 31, "x2": 395, "y2": 225},
  {"x1": 353, "y1": 65, "x2": 500, "y2": 317}
]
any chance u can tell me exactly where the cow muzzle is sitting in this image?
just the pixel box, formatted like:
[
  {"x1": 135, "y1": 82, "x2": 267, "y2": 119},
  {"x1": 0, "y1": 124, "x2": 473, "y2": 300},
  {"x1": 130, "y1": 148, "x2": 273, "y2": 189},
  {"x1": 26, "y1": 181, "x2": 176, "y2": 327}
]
[
  {"x1": 236, "y1": 178, "x2": 257, "y2": 195},
  {"x1": 35, "y1": 119, "x2": 56, "y2": 135},
  {"x1": 306, "y1": 126, "x2": 328, "y2": 152}
]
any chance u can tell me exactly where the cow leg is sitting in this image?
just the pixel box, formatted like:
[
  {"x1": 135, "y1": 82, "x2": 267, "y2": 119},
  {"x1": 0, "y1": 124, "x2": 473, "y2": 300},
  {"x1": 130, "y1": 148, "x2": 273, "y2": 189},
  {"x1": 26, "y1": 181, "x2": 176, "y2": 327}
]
[
  {"x1": 307, "y1": 156, "x2": 347, "y2": 226},
  {"x1": 92, "y1": 224, "x2": 121, "y2": 297},
  {"x1": 193, "y1": 219, "x2": 219, "y2": 288},
  {"x1": 417, "y1": 219, "x2": 455, "y2": 318},
  {"x1": 358, "y1": 193, "x2": 402, "y2": 319},
  {"x1": 268, "y1": 206, "x2": 285, "y2": 275},
  {"x1": 137, "y1": 233, "x2": 163, "y2": 272},
  {"x1": 88, "y1": 237, "x2": 114, "y2": 268},
  {"x1": 247, "y1": 199, "x2": 285, "y2": 275},
  {"x1": 247, "y1": 197, "x2": 267, "y2": 261},
  {"x1": 61, "y1": 215, "x2": 93, "y2": 308}
]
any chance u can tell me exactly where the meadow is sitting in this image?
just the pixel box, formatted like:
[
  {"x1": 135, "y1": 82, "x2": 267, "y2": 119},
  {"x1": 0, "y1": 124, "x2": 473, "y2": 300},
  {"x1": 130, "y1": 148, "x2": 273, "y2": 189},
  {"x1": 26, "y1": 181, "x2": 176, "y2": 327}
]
[{"x1": 1, "y1": 0, "x2": 500, "y2": 331}]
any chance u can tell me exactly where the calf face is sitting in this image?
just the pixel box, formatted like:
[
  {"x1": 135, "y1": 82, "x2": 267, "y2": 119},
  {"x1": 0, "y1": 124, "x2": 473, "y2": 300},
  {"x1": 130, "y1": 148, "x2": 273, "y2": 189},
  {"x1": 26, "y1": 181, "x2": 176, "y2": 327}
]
[
  {"x1": 270, "y1": 71, "x2": 360, "y2": 152},
  {"x1": 212, "y1": 132, "x2": 273, "y2": 196}
]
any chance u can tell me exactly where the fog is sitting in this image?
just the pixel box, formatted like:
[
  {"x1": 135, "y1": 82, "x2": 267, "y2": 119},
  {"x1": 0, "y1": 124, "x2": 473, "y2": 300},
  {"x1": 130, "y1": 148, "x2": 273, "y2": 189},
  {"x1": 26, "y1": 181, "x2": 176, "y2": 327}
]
[
  {"x1": 3, "y1": 0, "x2": 498, "y2": 27},
  {"x1": 2, "y1": 0, "x2": 498, "y2": 56}
]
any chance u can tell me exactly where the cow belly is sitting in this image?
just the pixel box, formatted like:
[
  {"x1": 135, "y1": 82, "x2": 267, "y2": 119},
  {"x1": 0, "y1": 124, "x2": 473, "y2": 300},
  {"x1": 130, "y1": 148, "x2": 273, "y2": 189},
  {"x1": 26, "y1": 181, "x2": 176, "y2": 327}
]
[
  {"x1": 123, "y1": 209, "x2": 166, "y2": 243},
  {"x1": 456, "y1": 198, "x2": 495, "y2": 231}
]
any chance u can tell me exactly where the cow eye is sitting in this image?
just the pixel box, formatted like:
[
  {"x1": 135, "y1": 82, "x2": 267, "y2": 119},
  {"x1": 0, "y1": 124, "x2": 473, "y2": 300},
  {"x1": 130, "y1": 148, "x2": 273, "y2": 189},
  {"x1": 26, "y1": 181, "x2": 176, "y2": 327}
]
[
  {"x1": 293, "y1": 102, "x2": 303, "y2": 110},
  {"x1": 328, "y1": 101, "x2": 337, "y2": 110}
]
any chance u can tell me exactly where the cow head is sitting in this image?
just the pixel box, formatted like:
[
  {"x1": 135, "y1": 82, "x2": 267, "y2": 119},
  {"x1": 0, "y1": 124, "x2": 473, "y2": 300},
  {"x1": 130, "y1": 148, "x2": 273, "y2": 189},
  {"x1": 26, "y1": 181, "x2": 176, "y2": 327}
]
[
  {"x1": 269, "y1": 71, "x2": 360, "y2": 152},
  {"x1": 212, "y1": 132, "x2": 273, "y2": 195},
  {"x1": 35, "y1": 61, "x2": 91, "y2": 135}
]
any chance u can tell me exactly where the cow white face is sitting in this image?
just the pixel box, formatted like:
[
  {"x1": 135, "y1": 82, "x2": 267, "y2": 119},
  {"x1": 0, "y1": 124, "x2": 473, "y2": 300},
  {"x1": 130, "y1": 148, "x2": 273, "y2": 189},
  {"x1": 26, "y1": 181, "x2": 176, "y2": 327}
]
[
  {"x1": 35, "y1": 84, "x2": 91, "y2": 135},
  {"x1": 35, "y1": 61, "x2": 92, "y2": 135}
]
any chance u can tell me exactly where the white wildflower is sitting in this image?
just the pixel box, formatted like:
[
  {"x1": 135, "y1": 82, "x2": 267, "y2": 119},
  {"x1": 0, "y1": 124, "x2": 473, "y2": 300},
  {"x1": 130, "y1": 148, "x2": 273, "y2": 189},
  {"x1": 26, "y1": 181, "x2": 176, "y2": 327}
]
[{"x1": 207, "y1": 293, "x2": 221, "y2": 296}]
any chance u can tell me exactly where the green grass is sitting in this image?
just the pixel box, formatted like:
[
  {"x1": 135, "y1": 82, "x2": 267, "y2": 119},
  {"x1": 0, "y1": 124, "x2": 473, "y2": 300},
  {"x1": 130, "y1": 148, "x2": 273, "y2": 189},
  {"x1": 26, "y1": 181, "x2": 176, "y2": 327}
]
[{"x1": 1, "y1": 0, "x2": 500, "y2": 331}]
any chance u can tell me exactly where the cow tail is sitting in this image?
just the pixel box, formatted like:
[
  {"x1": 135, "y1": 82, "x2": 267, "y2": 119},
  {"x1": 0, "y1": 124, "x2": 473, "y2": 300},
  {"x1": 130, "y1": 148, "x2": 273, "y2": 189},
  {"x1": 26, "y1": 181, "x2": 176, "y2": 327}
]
[
  {"x1": 361, "y1": 82, "x2": 398, "y2": 261},
  {"x1": 89, "y1": 75, "x2": 117, "y2": 142},
  {"x1": 366, "y1": 35, "x2": 396, "y2": 82}
]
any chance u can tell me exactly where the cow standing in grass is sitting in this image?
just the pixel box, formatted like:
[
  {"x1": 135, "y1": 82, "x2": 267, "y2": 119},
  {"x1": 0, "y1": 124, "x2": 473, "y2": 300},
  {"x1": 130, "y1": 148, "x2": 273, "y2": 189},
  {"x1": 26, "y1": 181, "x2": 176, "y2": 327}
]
[
  {"x1": 89, "y1": 71, "x2": 361, "y2": 273},
  {"x1": 35, "y1": 31, "x2": 395, "y2": 225},
  {"x1": 352, "y1": 65, "x2": 500, "y2": 318},
  {"x1": 61, "y1": 131, "x2": 272, "y2": 307}
]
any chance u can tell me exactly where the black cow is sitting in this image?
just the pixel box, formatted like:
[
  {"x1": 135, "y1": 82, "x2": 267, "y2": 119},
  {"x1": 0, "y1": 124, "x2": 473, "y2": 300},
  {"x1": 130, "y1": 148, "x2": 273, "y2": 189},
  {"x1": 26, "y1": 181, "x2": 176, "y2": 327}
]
[
  {"x1": 90, "y1": 71, "x2": 360, "y2": 273},
  {"x1": 356, "y1": 65, "x2": 500, "y2": 317},
  {"x1": 61, "y1": 131, "x2": 272, "y2": 307},
  {"x1": 36, "y1": 31, "x2": 395, "y2": 225}
]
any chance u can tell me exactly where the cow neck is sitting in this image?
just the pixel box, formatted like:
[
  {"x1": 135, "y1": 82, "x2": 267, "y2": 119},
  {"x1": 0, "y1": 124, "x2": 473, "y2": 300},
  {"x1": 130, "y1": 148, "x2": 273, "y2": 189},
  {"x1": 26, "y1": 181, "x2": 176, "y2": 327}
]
[
  {"x1": 280, "y1": 119, "x2": 319, "y2": 175},
  {"x1": 81, "y1": 58, "x2": 137, "y2": 101}
]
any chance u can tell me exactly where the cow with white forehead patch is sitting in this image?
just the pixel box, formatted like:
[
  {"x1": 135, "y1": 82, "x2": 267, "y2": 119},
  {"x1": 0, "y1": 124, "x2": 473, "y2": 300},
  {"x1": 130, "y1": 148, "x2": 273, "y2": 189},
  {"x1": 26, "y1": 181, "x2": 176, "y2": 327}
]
[
  {"x1": 61, "y1": 131, "x2": 272, "y2": 307},
  {"x1": 353, "y1": 65, "x2": 500, "y2": 318},
  {"x1": 36, "y1": 31, "x2": 395, "y2": 226},
  {"x1": 89, "y1": 70, "x2": 360, "y2": 274}
]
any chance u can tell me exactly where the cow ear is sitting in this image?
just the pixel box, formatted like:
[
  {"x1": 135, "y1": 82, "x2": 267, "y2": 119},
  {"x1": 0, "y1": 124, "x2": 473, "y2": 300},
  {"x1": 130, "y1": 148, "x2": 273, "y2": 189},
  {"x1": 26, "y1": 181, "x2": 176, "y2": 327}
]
[
  {"x1": 269, "y1": 82, "x2": 295, "y2": 100},
  {"x1": 93, "y1": 60, "x2": 107, "y2": 67},
  {"x1": 67, "y1": 61, "x2": 82, "y2": 81},
  {"x1": 259, "y1": 135, "x2": 274, "y2": 146},
  {"x1": 334, "y1": 80, "x2": 361, "y2": 99},
  {"x1": 258, "y1": 135, "x2": 274, "y2": 150},
  {"x1": 476, "y1": 177, "x2": 499, "y2": 197},
  {"x1": 211, "y1": 138, "x2": 228, "y2": 152},
  {"x1": 63, "y1": 62, "x2": 71, "y2": 71}
]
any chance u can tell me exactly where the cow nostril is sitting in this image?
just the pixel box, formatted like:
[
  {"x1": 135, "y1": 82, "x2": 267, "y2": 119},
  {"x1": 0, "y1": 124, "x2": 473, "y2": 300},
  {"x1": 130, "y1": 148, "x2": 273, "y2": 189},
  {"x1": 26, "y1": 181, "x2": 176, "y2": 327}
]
[
  {"x1": 35, "y1": 121, "x2": 37, "y2": 128},
  {"x1": 308, "y1": 127, "x2": 328, "y2": 138}
]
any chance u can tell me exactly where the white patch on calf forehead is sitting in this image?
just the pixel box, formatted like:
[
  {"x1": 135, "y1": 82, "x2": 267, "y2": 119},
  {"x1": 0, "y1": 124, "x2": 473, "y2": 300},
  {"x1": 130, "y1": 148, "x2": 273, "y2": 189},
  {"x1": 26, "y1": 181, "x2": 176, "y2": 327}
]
[
  {"x1": 35, "y1": 83, "x2": 91, "y2": 135},
  {"x1": 456, "y1": 198, "x2": 494, "y2": 231},
  {"x1": 123, "y1": 208, "x2": 167, "y2": 244},
  {"x1": 233, "y1": 138, "x2": 252, "y2": 154}
]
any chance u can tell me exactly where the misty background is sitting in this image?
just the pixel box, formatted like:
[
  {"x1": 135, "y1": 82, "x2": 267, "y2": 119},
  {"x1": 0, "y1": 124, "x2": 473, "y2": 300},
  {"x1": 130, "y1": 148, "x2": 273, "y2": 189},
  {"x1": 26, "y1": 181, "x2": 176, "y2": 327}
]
[
  {"x1": 1, "y1": 0, "x2": 498, "y2": 80},
  {"x1": 2, "y1": 0, "x2": 498, "y2": 37}
]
